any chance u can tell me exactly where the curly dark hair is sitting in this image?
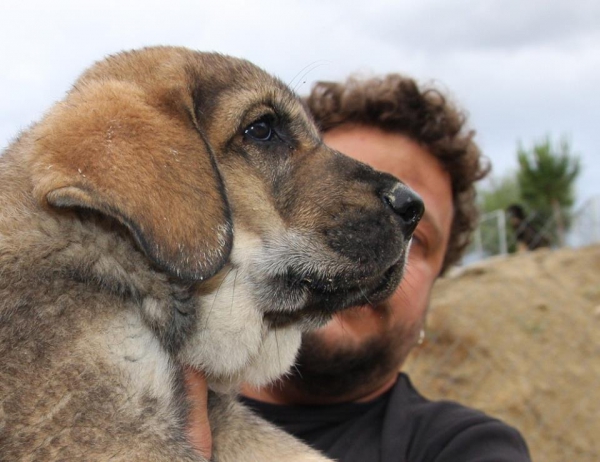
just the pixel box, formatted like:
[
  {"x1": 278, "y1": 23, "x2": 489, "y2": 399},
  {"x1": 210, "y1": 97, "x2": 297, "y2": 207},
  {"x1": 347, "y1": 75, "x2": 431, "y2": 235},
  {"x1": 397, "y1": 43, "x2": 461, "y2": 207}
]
[{"x1": 304, "y1": 75, "x2": 489, "y2": 274}]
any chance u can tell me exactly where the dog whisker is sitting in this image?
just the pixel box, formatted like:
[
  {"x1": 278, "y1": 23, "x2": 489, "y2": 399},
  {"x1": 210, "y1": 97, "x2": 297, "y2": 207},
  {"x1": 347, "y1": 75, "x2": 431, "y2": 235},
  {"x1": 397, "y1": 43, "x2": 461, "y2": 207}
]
[
  {"x1": 274, "y1": 328, "x2": 282, "y2": 377},
  {"x1": 288, "y1": 60, "x2": 331, "y2": 93},
  {"x1": 203, "y1": 266, "x2": 235, "y2": 331},
  {"x1": 334, "y1": 313, "x2": 350, "y2": 335},
  {"x1": 291, "y1": 363, "x2": 303, "y2": 380},
  {"x1": 359, "y1": 285, "x2": 375, "y2": 306},
  {"x1": 230, "y1": 268, "x2": 240, "y2": 317}
]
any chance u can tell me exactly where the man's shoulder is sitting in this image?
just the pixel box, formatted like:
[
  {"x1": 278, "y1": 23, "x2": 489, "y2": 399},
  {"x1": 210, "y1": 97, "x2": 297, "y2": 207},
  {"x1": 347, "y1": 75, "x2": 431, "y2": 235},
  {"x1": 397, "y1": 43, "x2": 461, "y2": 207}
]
[
  {"x1": 386, "y1": 373, "x2": 531, "y2": 462},
  {"x1": 391, "y1": 373, "x2": 502, "y2": 426}
]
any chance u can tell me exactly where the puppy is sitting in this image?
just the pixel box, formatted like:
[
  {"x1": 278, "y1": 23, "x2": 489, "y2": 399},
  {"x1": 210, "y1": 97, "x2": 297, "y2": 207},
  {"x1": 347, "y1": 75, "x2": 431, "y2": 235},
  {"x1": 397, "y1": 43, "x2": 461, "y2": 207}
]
[{"x1": 0, "y1": 47, "x2": 423, "y2": 461}]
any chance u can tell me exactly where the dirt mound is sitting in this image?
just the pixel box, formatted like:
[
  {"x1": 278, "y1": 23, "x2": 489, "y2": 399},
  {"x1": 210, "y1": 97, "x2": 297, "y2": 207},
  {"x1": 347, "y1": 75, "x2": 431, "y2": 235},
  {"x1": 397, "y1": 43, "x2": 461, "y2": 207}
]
[{"x1": 404, "y1": 244, "x2": 600, "y2": 462}]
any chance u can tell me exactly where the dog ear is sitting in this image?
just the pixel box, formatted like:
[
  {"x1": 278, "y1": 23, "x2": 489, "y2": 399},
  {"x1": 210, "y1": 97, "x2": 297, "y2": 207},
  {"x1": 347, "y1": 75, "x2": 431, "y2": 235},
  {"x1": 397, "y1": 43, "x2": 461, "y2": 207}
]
[{"x1": 32, "y1": 78, "x2": 232, "y2": 281}]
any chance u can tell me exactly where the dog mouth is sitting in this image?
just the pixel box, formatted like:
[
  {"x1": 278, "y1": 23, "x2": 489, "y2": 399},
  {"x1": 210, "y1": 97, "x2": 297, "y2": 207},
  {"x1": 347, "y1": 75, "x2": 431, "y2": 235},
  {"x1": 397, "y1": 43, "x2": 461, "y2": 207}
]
[{"x1": 263, "y1": 259, "x2": 405, "y2": 329}]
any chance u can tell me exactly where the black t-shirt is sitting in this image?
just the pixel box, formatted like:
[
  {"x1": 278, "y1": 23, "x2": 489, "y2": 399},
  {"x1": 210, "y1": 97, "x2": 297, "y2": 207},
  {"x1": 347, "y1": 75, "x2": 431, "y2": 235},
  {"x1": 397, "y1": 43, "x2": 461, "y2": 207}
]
[{"x1": 241, "y1": 373, "x2": 531, "y2": 462}]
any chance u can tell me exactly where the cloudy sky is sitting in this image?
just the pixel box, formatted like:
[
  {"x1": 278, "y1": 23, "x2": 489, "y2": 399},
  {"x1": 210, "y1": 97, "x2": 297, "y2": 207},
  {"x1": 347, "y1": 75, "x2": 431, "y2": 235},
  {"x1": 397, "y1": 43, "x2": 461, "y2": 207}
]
[{"x1": 1, "y1": 0, "x2": 598, "y2": 205}]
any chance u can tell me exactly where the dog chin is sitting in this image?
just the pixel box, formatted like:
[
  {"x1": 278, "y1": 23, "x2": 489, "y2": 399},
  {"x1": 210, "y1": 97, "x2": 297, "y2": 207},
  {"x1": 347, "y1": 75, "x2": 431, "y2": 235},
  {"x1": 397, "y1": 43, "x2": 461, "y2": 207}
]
[
  {"x1": 262, "y1": 258, "x2": 406, "y2": 330},
  {"x1": 206, "y1": 326, "x2": 302, "y2": 393},
  {"x1": 182, "y1": 229, "x2": 407, "y2": 392},
  {"x1": 177, "y1": 255, "x2": 305, "y2": 393}
]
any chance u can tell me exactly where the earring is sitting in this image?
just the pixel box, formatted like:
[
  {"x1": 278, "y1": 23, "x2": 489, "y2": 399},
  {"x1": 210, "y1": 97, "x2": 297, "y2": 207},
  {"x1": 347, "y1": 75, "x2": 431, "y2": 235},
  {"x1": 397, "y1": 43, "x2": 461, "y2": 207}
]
[{"x1": 417, "y1": 329, "x2": 425, "y2": 345}]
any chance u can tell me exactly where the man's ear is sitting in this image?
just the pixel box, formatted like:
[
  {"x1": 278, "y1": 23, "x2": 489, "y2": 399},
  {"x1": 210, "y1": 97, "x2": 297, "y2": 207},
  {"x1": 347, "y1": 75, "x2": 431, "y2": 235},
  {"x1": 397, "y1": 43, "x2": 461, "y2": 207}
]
[{"x1": 31, "y1": 78, "x2": 232, "y2": 281}]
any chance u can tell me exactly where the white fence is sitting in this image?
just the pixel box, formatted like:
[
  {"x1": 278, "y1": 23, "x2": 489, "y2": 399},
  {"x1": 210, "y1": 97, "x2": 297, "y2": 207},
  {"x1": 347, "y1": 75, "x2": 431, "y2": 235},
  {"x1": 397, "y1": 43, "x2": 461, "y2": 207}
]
[{"x1": 466, "y1": 196, "x2": 600, "y2": 263}]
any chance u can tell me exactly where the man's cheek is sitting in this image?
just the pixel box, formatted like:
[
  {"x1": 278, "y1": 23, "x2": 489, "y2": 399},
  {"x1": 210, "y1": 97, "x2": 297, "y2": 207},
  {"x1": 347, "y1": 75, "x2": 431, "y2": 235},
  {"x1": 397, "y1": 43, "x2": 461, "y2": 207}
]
[{"x1": 395, "y1": 272, "x2": 430, "y2": 317}]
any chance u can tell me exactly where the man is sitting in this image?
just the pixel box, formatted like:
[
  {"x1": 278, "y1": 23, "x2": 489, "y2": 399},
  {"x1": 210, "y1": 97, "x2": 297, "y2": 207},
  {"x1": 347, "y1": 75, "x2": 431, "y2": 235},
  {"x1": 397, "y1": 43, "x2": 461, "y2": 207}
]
[{"x1": 237, "y1": 75, "x2": 531, "y2": 461}]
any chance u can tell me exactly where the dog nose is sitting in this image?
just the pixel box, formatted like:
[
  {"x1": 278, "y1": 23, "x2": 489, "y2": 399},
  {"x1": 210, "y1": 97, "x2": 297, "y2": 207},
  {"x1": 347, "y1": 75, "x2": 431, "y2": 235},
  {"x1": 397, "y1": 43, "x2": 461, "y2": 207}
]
[{"x1": 382, "y1": 183, "x2": 424, "y2": 238}]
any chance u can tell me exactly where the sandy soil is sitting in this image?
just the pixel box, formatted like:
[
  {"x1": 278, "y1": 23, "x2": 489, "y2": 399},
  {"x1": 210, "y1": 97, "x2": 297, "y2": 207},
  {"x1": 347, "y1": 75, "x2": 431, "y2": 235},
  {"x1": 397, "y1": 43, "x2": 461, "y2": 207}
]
[{"x1": 403, "y1": 244, "x2": 600, "y2": 462}]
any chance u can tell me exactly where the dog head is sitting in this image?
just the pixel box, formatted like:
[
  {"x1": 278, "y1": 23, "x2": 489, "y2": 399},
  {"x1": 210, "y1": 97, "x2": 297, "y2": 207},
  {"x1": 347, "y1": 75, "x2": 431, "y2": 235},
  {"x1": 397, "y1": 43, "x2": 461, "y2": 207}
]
[{"x1": 28, "y1": 47, "x2": 423, "y2": 389}]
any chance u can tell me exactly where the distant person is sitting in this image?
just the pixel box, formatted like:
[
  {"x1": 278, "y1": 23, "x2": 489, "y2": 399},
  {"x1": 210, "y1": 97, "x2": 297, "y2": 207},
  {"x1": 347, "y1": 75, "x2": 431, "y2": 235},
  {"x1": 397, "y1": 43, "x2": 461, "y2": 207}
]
[{"x1": 506, "y1": 203, "x2": 552, "y2": 251}]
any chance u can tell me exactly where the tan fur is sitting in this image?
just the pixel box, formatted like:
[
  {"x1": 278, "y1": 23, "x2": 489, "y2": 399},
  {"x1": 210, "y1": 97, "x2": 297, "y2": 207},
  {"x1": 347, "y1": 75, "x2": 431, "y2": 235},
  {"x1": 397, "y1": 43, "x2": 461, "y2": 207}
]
[{"x1": 0, "y1": 46, "x2": 417, "y2": 461}]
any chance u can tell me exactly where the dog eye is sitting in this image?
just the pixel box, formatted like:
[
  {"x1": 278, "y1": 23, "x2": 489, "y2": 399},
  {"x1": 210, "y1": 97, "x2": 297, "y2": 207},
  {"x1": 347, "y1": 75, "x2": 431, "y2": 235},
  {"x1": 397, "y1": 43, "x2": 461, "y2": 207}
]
[{"x1": 244, "y1": 119, "x2": 273, "y2": 141}]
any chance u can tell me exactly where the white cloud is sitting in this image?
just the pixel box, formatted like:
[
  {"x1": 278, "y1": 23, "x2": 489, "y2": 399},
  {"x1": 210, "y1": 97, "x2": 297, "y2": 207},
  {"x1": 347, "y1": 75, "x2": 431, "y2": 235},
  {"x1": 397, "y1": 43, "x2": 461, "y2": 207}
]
[
  {"x1": 354, "y1": 0, "x2": 600, "y2": 52},
  {"x1": 0, "y1": 0, "x2": 598, "y2": 202}
]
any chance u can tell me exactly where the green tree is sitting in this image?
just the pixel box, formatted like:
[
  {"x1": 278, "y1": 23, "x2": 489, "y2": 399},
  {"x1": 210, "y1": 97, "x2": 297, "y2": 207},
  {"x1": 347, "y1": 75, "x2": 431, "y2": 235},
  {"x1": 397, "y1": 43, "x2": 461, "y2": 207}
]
[{"x1": 517, "y1": 136, "x2": 580, "y2": 245}]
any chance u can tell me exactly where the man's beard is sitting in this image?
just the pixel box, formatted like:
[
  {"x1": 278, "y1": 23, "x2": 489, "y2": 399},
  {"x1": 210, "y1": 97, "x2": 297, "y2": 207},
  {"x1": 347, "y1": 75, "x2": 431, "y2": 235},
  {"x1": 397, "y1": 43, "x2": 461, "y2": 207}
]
[{"x1": 283, "y1": 317, "x2": 421, "y2": 400}]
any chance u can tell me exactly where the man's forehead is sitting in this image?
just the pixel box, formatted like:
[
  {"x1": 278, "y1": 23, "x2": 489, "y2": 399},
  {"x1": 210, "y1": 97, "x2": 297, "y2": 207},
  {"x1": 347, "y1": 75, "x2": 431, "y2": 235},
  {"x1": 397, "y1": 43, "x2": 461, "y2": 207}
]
[{"x1": 321, "y1": 124, "x2": 453, "y2": 243}]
